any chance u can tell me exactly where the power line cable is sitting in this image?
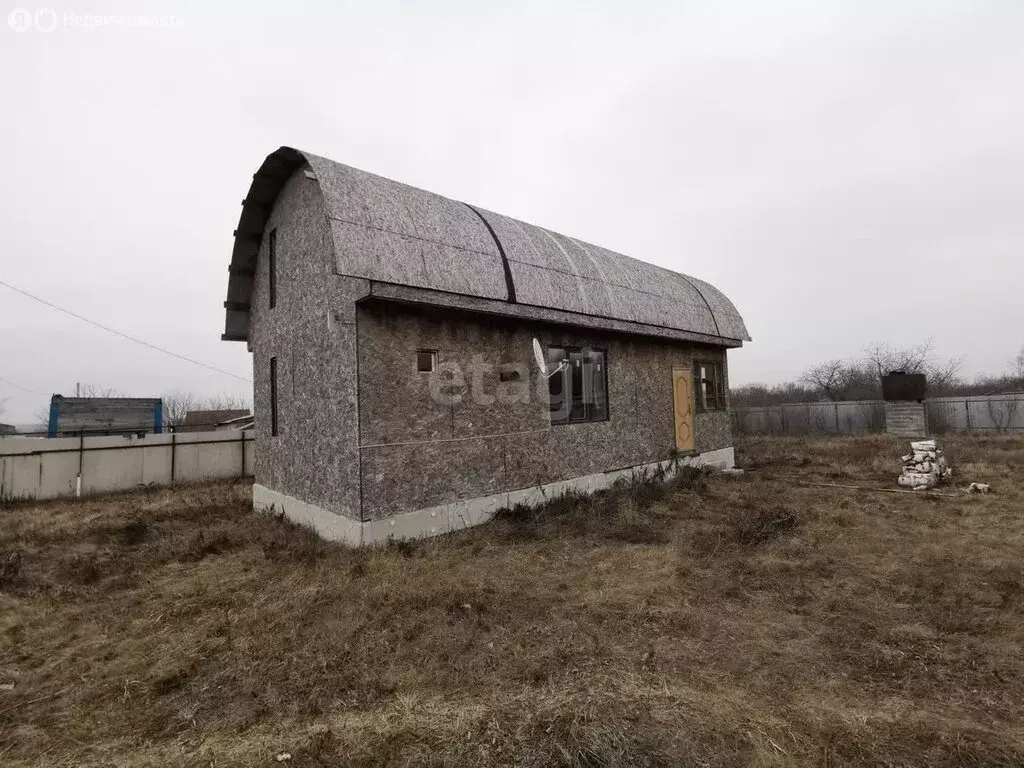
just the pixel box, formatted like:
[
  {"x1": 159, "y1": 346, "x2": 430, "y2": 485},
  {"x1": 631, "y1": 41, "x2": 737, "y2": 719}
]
[
  {"x1": 0, "y1": 375, "x2": 50, "y2": 396},
  {"x1": 0, "y1": 279, "x2": 252, "y2": 383}
]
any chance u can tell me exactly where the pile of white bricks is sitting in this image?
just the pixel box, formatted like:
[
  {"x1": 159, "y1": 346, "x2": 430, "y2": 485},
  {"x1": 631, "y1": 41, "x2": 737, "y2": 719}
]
[{"x1": 898, "y1": 439, "x2": 952, "y2": 490}]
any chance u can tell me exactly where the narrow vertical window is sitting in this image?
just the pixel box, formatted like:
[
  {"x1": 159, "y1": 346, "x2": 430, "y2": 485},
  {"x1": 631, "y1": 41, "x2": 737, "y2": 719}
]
[
  {"x1": 569, "y1": 350, "x2": 586, "y2": 421},
  {"x1": 268, "y1": 228, "x2": 277, "y2": 309},
  {"x1": 586, "y1": 349, "x2": 608, "y2": 421},
  {"x1": 547, "y1": 347, "x2": 569, "y2": 424},
  {"x1": 270, "y1": 355, "x2": 279, "y2": 436}
]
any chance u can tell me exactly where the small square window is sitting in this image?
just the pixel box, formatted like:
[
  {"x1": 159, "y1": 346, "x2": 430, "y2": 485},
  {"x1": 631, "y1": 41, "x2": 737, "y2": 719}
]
[
  {"x1": 416, "y1": 350, "x2": 437, "y2": 373},
  {"x1": 499, "y1": 364, "x2": 522, "y2": 382}
]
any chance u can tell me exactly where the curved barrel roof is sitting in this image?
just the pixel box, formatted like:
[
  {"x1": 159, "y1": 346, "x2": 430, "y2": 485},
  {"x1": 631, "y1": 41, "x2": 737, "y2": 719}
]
[{"x1": 224, "y1": 147, "x2": 750, "y2": 345}]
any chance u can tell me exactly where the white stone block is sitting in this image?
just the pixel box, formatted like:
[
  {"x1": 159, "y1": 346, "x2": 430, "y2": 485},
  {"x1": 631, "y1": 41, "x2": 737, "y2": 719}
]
[{"x1": 898, "y1": 472, "x2": 936, "y2": 490}]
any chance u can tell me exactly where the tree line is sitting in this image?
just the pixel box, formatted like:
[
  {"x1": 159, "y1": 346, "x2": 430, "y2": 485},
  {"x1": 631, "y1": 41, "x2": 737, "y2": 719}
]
[{"x1": 733, "y1": 341, "x2": 1024, "y2": 408}]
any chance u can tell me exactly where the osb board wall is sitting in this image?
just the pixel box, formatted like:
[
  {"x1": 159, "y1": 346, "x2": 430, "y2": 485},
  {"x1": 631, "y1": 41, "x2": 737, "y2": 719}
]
[
  {"x1": 248, "y1": 165, "x2": 368, "y2": 518},
  {"x1": 356, "y1": 303, "x2": 732, "y2": 519},
  {"x1": 246, "y1": 168, "x2": 735, "y2": 523}
]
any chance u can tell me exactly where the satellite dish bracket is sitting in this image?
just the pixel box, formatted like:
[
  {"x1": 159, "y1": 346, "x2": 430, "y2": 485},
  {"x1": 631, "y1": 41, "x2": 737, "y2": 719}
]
[{"x1": 532, "y1": 337, "x2": 567, "y2": 379}]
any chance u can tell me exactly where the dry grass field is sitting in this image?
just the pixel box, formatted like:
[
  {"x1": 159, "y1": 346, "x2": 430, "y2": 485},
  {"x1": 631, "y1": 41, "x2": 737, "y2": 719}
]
[{"x1": 2, "y1": 434, "x2": 1023, "y2": 767}]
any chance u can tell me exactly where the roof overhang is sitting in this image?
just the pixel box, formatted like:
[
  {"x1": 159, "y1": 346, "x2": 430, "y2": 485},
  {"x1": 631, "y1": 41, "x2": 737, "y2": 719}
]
[
  {"x1": 222, "y1": 147, "x2": 307, "y2": 341},
  {"x1": 361, "y1": 282, "x2": 746, "y2": 348}
]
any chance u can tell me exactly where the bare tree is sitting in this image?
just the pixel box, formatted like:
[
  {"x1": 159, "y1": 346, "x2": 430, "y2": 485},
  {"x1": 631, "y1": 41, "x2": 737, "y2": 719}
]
[
  {"x1": 928, "y1": 359, "x2": 964, "y2": 395},
  {"x1": 799, "y1": 360, "x2": 861, "y2": 402},
  {"x1": 736, "y1": 342, "x2": 1021, "y2": 408},
  {"x1": 987, "y1": 398, "x2": 1020, "y2": 434},
  {"x1": 160, "y1": 391, "x2": 251, "y2": 429},
  {"x1": 31, "y1": 403, "x2": 50, "y2": 429},
  {"x1": 161, "y1": 390, "x2": 199, "y2": 428},
  {"x1": 863, "y1": 341, "x2": 932, "y2": 378},
  {"x1": 730, "y1": 382, "x2": 821, "y2": 407},
  {"x1": 204, "y1": 393, "x2": 251, "y2": 411},
  {"x1": 76, "y1": 383, "x2": 128, "y2": 398},
  {"x1": 863, "y1": 340, "x2": 963, "y2": 395}
]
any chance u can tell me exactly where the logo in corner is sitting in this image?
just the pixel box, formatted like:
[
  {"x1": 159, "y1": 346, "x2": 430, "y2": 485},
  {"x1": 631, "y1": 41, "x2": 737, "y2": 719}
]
[
  {"x1": 8, "y1": 8, "x2": 33, "y2": 31},
  {"x1": 34, "y1": 7, "x2": 57, "y2": 31}
]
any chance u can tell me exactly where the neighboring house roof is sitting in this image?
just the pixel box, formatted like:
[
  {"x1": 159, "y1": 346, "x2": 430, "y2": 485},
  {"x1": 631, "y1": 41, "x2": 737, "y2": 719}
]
[
  {"x1": 218, "y1": 413, "x2": 255, "y2": 431},
  {"x1": 180, "y1": 409, "x2": 251, "y2": 430},
  {"x1": 0, "y1": 423, "x2": 15, "y2": 436},
  {"x1": 224, "y1": 147, "x2": 750, "y2": 346}
]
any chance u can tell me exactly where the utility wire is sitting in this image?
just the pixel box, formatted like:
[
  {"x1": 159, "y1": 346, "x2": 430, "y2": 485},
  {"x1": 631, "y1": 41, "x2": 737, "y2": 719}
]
[
  {"x1": 0, "y1": 375, "x2": 50, "y2": 396},
  {"x1": 0, "y1": 279, "x2": 252, "y2": 383}
]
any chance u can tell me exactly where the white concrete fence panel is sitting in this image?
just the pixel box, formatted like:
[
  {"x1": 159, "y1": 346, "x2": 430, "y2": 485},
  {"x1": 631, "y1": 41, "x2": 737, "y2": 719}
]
[
  {"x1": 0, "y1": 430, "x2": 254, "y2": 501},
  {"x1": 732, "y1": 395, "x2": 1024, "y2": 436}
]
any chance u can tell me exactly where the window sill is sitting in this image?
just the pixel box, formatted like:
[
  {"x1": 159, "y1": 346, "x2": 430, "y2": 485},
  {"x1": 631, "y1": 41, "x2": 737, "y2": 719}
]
[{"x1": 550, "y1": 417, "x2": 611, "y2": 427}]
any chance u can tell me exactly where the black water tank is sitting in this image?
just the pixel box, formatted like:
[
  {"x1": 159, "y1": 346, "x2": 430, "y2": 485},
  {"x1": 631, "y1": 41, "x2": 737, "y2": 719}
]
[{"x1": 881, "y1": 371, "x2": 927, "y2": 402}]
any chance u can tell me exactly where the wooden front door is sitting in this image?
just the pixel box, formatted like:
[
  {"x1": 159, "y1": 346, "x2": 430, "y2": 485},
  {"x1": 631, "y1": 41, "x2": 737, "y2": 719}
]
[{"x1": 672, "y1": 368, "x2": 695, "y2": 453}]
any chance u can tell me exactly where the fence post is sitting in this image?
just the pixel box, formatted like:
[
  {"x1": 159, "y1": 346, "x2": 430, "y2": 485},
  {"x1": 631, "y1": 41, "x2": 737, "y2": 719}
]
[
  {"x1": 965, "y1": 399, "x2": 972, "y2": 432},
  {"x1": 239, "y1": 432, "x2": 246, "y2": 478},
  {"x1": 834, "y1": 403, "x2": 840, "y2": 434},
  {"x1": 170, "y1": 431, "x2": 176, "y2": 484},
  {"x1": 76, "y1": 430, "x2": 84, "y2": 497}
]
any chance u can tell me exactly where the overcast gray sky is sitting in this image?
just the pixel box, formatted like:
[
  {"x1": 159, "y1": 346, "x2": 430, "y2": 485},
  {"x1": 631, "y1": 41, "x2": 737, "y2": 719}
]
[{"x1": 1, "y1": 0, "x2": 1022, "y2": 423}]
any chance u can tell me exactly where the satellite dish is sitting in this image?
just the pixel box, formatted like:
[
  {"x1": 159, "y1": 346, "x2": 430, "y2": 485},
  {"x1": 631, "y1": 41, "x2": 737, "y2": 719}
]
[
  {"x1": 533, "y1": 338, "x2": 567, "y2": 379},
  {"x1": 532, "y1": 338, "x2": 547, "y2": 376}
]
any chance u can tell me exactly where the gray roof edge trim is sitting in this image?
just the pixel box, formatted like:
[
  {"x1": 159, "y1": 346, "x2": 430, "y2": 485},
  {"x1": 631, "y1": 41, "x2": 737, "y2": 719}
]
[
  {"x1": 223, "y1": 146, "x2": 317, "y2": 342},
  {"x1": 362, "y1": 281, "x2": 745, "y2": 348}
]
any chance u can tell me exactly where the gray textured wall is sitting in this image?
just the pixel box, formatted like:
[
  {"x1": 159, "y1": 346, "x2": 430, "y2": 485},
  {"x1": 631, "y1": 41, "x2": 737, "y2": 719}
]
[
  {"x1": 356, "y1": 303, "x2": 732, "y2": 520},
  {"x1": 248, "y1": 168, "x2": 736, "y2": 523},
  {"x1": 249, "y1": 165, "x2": 369, "y2": 518}
]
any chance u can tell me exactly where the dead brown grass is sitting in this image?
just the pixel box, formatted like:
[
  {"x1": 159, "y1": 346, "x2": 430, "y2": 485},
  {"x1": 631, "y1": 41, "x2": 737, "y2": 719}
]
[{"x1": 2, "y1": 435, "x2": 1024, "y2": 766}]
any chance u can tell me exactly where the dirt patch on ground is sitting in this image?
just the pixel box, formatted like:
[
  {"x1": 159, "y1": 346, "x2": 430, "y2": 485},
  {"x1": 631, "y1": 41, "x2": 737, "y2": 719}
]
[{"x1": 2, "y1": 436, "x2": 1023, "y2": 766}]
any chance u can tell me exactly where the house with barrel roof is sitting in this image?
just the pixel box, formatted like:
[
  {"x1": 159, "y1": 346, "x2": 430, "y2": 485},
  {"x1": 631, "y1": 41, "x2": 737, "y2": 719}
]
[{"x1": 223, "y1": 147, "x2": 750, "y2": 544}]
